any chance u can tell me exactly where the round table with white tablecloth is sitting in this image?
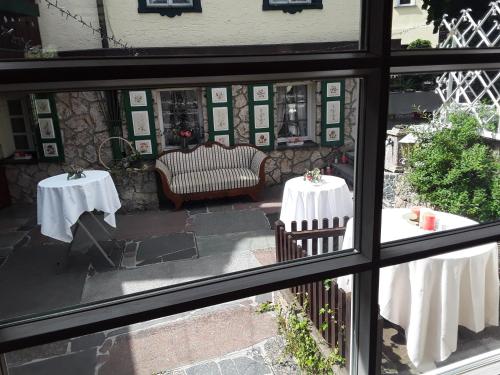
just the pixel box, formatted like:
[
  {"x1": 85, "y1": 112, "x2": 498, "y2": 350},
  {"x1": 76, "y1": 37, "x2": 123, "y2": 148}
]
[
  {"x1": 37, "y1": 170, "x2": 121, "y2": 243},
  {"x1": 279, "y1": 175, "x2": 353, "y2": 253},
  {"x1": 337, "y1": 208, "x2": 499, "y2": 371}
]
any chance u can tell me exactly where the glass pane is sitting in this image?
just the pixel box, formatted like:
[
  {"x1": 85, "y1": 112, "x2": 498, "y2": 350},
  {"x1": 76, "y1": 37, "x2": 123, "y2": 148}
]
[
  {"x1": 0, "y1": 78, "x2": 359, "y2": 323},
  {"x1": 10, "y1": 118, "x2": 27, "y2": 133},
  {"x1": 7, "y1": 100, "x2": 23, "y2": 116},
  {"x1": 378, "y1": 245, "x2": 499, "y2": 374},
  {"x1": 0, "y1": 0, "x2": 361, "y2": 61},
  {"x1": 13, "y1": 135, "x2": 30, "y2": 150},
  {"x1": 382, "y1": 69, "x2": 500, "y2": 242},
  {"x1": 4, "y1": 282, "x2": 353, "y2": 375},
  {"x1": 392, "y1": 1, "x2": 500, "y2": 50}
]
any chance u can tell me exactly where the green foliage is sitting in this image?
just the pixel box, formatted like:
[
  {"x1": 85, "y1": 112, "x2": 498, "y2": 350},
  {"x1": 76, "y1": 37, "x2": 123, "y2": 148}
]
[
  {"x1": 257, "y1": 298, "x2": 344, "y2": 375},
  {"x1": 407, "y1": 111, "x2": 500, "y2": 222},
  {"x1": 407, "y1": 39, "x2": 433, "y2": 49},
  {"x1": 421, "y1": 0, "x2": 491, "y2": 33}
]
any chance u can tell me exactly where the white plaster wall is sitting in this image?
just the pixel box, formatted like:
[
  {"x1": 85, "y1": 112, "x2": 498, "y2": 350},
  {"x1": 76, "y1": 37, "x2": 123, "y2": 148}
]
[
  {"x1": 0, "y1": 97, "x2": 16, "y2": 159},
  {"x1": 36, "y1": 0, "x2": 361, "y2": 50},
  {"x1": 392, "y1": 0, "x2": 438, "y2": 46},
  {"x1": 36, "y1": 0, "x2": 102, "y2": 51}
]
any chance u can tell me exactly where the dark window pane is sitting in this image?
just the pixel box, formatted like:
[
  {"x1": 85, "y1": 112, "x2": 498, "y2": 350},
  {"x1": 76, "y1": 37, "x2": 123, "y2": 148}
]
[
  {"x1": 11, "y1": 118, "x2": 27, "y2": 133},
  {"x1": 7, "y1": 100, "x2": 23, "y2": 116},
  {"x1": 14, "y1": 135, "x2": 30, "y2": 150}
]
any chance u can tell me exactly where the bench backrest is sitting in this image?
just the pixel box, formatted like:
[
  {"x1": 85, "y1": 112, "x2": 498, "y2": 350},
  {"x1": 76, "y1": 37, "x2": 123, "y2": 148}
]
[{"x1": 160, "y1": 143, "x2": 258, "y2": 175}]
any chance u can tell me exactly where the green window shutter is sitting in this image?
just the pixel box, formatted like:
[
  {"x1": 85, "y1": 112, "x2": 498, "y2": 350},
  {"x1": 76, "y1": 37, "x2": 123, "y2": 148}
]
[
  {"x1": 248, "y1": 84, "x2": 274, "y2": 151},
  {"x1": 321, "y1": 80, "x2": 345, "y2": 147},
  {"x1": 207, "y1": 86, "x2": 234, "y2": 147},
  {"x1": 123, "y1": 89, "x2": 158, "y2": 160},
  {"x1": 33, "y1": 94, "x2": 65, "y2": 162}
]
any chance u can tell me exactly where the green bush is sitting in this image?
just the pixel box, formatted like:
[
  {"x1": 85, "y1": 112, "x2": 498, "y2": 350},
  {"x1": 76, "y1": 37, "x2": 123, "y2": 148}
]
[{"x1": 407, "y1": 111, "x2": 500, "y2": 222}]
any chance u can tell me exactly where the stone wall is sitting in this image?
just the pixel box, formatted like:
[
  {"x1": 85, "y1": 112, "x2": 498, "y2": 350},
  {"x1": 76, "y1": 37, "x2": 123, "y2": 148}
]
[
  {"x1": 5, "y1": 91, "x2": 158, "y2": 212},
  {"x1": 383, "y1": 171, "x2": 425, "y2": 209}
]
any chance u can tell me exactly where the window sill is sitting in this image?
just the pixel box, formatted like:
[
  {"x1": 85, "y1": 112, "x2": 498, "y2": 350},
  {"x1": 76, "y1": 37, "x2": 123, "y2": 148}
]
[
  {"x1": 276, "y1": 140, "x2": 319, "y2": 151},
  {"x1": 0, "y1": 153, "x2": 38, "y2": 165},
  {"x1": 262, "y1": 2, "x2": 323, "y2": 14}
]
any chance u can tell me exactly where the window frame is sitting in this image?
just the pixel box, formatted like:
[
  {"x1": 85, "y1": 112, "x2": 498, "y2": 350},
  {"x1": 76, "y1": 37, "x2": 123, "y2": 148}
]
[
  {"x1": 138, "y1": 0, "x2": 202, "y2": 17},
  {"x1": 6, "y1": 96, "x2": 35, "y2": 152},
  {"x1": 155, "y1": 87, "x2": 204, "y2": 150},
  {"x1": 1, "y1": 1, "x2": 500, "y2": 374},
  {"x1": 262, "y1": 0, "x2": 323, "y2": 14},
  {"x1": 275, "y1": 81, "x2": 315, "y2": 143},
  {"x1": 394, "y1": 0, "x2": 416, "y2": 7}
]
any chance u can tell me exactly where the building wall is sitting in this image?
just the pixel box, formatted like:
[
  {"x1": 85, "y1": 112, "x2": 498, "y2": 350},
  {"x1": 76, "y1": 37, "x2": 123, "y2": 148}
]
[
  {"x1": 0, "y1": 97, "x2": 15, "y2": 159},
  {"x1": 36, "y1": 0, "x2": 102, "y2": 51},
  {"x1": 36, "y1": 0, "x2": 361, "y2": 51},
  {"x1": 391, "y1": 0, "x2": 438, "y2": 46}
]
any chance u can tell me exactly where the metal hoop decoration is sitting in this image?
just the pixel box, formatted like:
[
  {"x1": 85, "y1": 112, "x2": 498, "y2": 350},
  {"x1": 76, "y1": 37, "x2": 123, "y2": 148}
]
[{"x1": 98, "y1": 136, "x2": 137, "y2": 170}]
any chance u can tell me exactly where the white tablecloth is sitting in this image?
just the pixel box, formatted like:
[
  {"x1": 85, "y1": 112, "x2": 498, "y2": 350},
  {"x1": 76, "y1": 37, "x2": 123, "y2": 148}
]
[
  {"x1": 280, "y1": 176, "x2": 353, "y2": 253},
  {"x1": 338, "y1": 208, "x2": 499, "y2": 370},
  {"x1": 37, "y1": 170, "x2": 121, "y2": 242}
]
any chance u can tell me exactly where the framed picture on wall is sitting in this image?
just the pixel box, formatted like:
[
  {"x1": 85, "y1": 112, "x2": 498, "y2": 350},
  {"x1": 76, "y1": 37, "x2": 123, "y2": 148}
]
[
  {"x1": 211, "y1": 87, "x2": 228, "y2": 103},
  {"x1": 132, "y1": 111, "x2": 151, "y2": 136},
  {"x1": 253, "y1": 86, "x2": 269, "y2": 101},
  {"x1": 38, "y1": 118, "x2": 55, "y2": 139},
  {"x1": 42, "y1": 143, "x2": 59, "y2": 157},
  {"x1": 326, "y1": 82, "x2": 342, "y2": 98},
  {"x1": 212, "y1": 107, "x2": 229, "y2": 131},
  {"x1": 135, "y1": 140, "x2": 153, "y2": 155},
  {"x1": 214, "y1": 134, "x2": 230, "y2": 147},
  {"x1": 255, "y1": 132, "x2": 271, "y2": 147},
  {"x1": 35, "y1": 99, "x2": 51, "y2": 115},
  {"x1": 254, "y1": 105, "x2": 270, "y2": 129},
  {"x1": 326, "y1": 127, "x2": 341, "y2": 142},
  {"x1": 326, "y1": 101, "x2": 341, "y2": 124},
  {"x1": 129, "y1": 91, "x2": 148, "y2": 107}
]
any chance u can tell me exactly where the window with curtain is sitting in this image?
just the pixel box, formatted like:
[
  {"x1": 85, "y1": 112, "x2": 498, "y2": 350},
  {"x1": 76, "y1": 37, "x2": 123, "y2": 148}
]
[{"x1": 276, "y1": 84, "x2": 311, "y2": 141}]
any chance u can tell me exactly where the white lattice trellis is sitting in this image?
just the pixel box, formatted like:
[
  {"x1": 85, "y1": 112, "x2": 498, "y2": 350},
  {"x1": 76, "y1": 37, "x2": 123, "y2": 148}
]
[{"x1": 436, "y1": 2, "x2": 500, "y2": 134}]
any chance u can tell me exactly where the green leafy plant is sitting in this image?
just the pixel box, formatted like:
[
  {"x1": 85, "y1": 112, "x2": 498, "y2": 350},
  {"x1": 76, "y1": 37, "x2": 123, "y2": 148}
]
[
  {"x1": 257, "y1": 296, "x2": 344, "y2": 375},
  {"x1": 406, "y1": 110, "x2": 500, "y2": 222}
]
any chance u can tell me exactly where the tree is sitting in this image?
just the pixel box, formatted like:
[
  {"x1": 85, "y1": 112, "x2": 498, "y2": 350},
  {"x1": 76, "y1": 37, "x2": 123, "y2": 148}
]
[
  {"x1": 407, "y1": 111, "x2": 500, "y2": 222},
  {"x1": 421, "y1": 0, "x2": 491, "y2": 33}
]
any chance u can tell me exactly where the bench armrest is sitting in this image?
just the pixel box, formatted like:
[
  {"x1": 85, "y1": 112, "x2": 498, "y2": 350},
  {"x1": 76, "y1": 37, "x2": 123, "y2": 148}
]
[
  {"x1": 250, "y1": 150, "x2": 268, "y2": 176},
  {"x1": 155, "y1": 159, "x2": 173, "y2": 183}
]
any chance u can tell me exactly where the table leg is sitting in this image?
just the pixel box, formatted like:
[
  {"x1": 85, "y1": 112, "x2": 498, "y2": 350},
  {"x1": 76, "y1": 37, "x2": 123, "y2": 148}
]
[
  {"x1": 88, "y1": 211, "x2": 121, "y2": 251},
  {"x1": 77, "y1": 219, "x2": 115, "y2": 268}
]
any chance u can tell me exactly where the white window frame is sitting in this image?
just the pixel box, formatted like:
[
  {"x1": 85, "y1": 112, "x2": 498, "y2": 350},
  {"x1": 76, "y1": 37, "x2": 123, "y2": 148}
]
[
  {"x1": 395, "y1": 0, "x2": 416, "y2": 7},
  {"x1": 275, "y1": 81, "x2": 316, "y2": 144},
  {"x1": 146, "y1": 0, "x2": 194, "y2": 8},
  {"x1": 155, "y1": 88, "x2": 204, "y2": 151},
  {"x1": 269, "y1": 0, "x2": 312, "y2": 5}
]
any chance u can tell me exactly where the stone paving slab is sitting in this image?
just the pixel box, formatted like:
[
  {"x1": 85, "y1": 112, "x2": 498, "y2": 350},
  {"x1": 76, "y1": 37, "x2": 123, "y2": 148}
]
[
  {"x1": 188, "y1": 210, "x2": 270, "y2": 236},
  {"x1": 136, "y1": 233, "x2": 197, "y2": 266},
  {"x1": 196, "y1": 230, "x2": 274, "y2": 258},
  {"x1": 0, "y1": 231, "x2": 28, "y2": 252}
]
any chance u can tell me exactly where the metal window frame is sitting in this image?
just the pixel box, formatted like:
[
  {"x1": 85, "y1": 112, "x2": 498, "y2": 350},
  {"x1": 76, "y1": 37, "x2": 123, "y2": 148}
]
[{"x1": 1, "y1": 0, "x2": 500, "y2": 374}]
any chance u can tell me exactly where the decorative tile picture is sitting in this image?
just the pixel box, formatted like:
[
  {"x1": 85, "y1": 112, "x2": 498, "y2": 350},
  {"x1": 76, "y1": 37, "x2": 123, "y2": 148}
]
[
  {"x1": 135, "y1": 140, "x2": 153, "y2": 155},
  {"x1": 35, "y1": 99, "x2": 51, "y2": 115},
  {"x1": 38, "y1": 118, "x2": 55, "y2": 139},
  {"x1": 253, "y1": 86, "x2": 269, "y2": 101},
  {"x1": 211, "y1": 87, "x2": 228, "y2": 103},
  {"x1": 131, "y1": 111, "x2": 151, "y2": 136},
  {"x1": 326, "y1": 82, "x2": 341, "y2": 98},
  {"x1": 254, "y1": 105, "x2": 270, "y2": 129},
  {"x1": 129, "y1": 91, "x2": 148, "y2": 107},
  {"x1": 255, "y1": 132, "x2": 271, "y2": 147},
  {"x1": 42, "y1": 143, "x2": 59, "y2": 157},
  {"x1": 214, "y1": 134, "x2": 230, "y2": 147},
  {"x1": 326, "y1": 101, "x2": 341, "y2": 124},
  {"x1": 326, "y1": 127, "x2": 341, "y2": 142},
  {"x1": 212, "y1": 107, "x2": 229, "y2": 131}
]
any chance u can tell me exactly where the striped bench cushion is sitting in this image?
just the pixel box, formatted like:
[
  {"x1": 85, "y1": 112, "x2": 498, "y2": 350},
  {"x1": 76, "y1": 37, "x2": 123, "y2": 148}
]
[
  {"x1": 162, "y1": 144, "x2": 257, "y2": 176},
  {"x1": 170, "y1": 168, "x2": 259, "y2": 195}
]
